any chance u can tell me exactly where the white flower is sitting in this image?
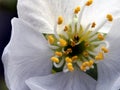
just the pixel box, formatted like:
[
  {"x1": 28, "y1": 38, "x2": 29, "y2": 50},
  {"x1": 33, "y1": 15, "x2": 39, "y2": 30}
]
[{"x1": 2, "y1": 0, "x2": 120, "y2": 90}]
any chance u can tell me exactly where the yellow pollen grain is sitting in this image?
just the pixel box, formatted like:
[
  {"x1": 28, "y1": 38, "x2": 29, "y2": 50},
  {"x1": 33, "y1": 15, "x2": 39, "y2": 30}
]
[
  {"x1": 91, "y1": 22, "x2": 96, "y2": 28},
  {"x1": 64, "y1": 25, "x2": 69, "y2": 31},
  {"x1": 74, "y1": 6, "x2": 81, "y2": 14},
  {"x1": 95, "y1": 52, "x2": 104, "y2": 60},
  {"x1": 72, "y1": 56, "x2": 78, "y2": 61},
  {"x1": 55, "y1": 51, "x2": 63, "y2": 57},
  {"x1": 86, "y1": 0, "x2": 93, "y2": 6},
  {"x1": 51, "y1": 57, "x2": 59, "y2": 63},
  {"x1": 59, "y1": 38, "x2": 67, "y2": 47},
  {"x1": 48, "y1": 35, "x2": 55, "y2": 44},
  {"x1": 83, "y1": 51, "x2": 89, "y2": 57},
  {"x1": 101, "y1": 46, "x2": 109, "y2": 53},
  {"x1": 58, "y1": 16, "x2": 64, "y2": 25},
  {"x1": 65, "y1": 57, "x2": 72, "y2": 63},
  {"x1": 106, "y1": 14, "x2": 113, "y2": 22},
  {"x1": 98, "y1": 33, "x2": 104, "y2": 40}
]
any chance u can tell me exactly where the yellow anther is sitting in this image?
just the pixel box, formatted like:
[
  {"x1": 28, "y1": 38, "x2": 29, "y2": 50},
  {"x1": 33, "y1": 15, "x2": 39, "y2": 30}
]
[
  {"x1": 51, "y1": 57, "x2": 59, "y2": 63},
  {"x1": 74, "y1": 6, "x2": 81, "y2": 14},
  {"x1": 72, "y1": 56, "x2": 78, "y2": 61},
  {"x1": 64, "y1": 25, "x2": 69, "y2": 31},
  {"x1": 95, "y1": 52, "x2": 104, "y2": 60},
  {"x1": 59, "y1": 38, "x2": 67, "y2": 47},
  {"x1": 65, "y1": 57, "x2": 72, "y2": 63},
  {"x1": 55, "y1": 52, "x2": 63, "y2": 57},
  {"x1": 91, "y1": 22, "x2": 96, "y2": 28},
  {"x1": 71, "y1": 41, "x2": 76, "y2": 47},
  {"x1": 80, "y1": 65, "x2": 86, "y2": 71},
  {"x1": 82, "y1": 62, "x2": 87, "y2": 67},
  {"x1": 86, "y1": 0, "x2": 93, "y2": 6},
  {"x1": 58, "y1": 16, "x2": 64, "y2": 25},
  {"x1": 83, "y1": 51, "x2": 89, "y2": 57},
  {"x1": 98, "y1": 33, "x2": 104, "y2": 40},
  {"x1": 68, "y1": 66, "x2": 74, "y2": 72},
  {"x1": 67, "y1": 63, "x2": 73, "y2": 67},
  {"x1": 48, "y1": 35, "x2": 55, "y2": 44},
  {"x1": 101, "y1": 46, "x2": 109, "y2": 53},
  {"x1": 89, "y1": 60, "x2": 94, "y2": 66},
  {"x1": 106, "y1": 14, "x2": 113, "y2": 22}
]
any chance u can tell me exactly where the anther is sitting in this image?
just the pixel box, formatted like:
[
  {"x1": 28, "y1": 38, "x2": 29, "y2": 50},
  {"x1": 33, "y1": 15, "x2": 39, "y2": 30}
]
[
  {"x1": 106, "y1": 14, "x2": 113, "y2": 22},
  {"x1": 74, "y1": 6, "x2": 81, "y2": 14},
  {"x1": 67, "y1": 63, "x2": 74, "y2": 71},
  {"x1": 48, "y1": 35, "x2": 55, "y2": 44},
  {"x1": 58, "y1": 16, "x2": 64, "y2": 25},
  {"x1": 59, "y1": 38, "x2": 67, "y2": 47},
  {"x1": 55, "y1": 51, "x2": 63, "y2": 57},
  {"x1": 72, "y1": 56, "x2": 78, "y2": 61},
  {"x1": 98, "y1": 33, "x2": 104, "y2": 40},
  {"x1": 86, "y1": 0, "x2": 93, "y2": 6},
  {"x1": 51, "y1": 57, "x2": 59, "y2": 63},
  {"x1": 101, "y1": 46, "x2": 109, "y2": 53},
  {"x1": 80, "y1": 65, "x2": 86, "y2": 71},
  {"x1": 91, "y1": 22, "x2": 96, "y2": 28},
  {"x1": 65, "y1": 57, "x2": 72, "y2": 63},
  {"x1": 64, "y1": 25, "x2": 69, "y2": 31},
  {"x1": 95, "y1": 52, "x2": 104, "y2": 60}
]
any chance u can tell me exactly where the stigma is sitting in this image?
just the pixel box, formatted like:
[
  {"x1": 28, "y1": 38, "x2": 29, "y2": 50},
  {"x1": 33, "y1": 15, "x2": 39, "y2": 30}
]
[{"x1": 47, "y1": 0, "x2": 113, "y2": 72}]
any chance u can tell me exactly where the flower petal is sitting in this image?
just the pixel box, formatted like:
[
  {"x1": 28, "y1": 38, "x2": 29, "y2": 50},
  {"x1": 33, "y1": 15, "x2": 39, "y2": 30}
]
[
  {"x1": 96, "y1": 19, "x2": 120, "y2": 90},
  {"x1": 2, "y1": 18, "x2": 52, "y2": 90},
  {"x1": 26, "y1": 70, "x2": 96, "y2": 90},
  {"x1": 81, "y1": 0, "x2": 120, "y2": 33},
  {"x1": 17, "y1": 0, "x2": 84, "y2": 33}
]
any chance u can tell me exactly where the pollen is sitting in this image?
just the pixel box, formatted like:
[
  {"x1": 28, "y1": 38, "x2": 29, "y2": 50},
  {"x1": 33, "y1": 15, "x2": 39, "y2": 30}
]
[
  {"x1": 55, "y1": 51, "x2": 63, "y2": 57},
  {"x1": 98, "y1": 33, "x2": 104, "y2": 40},
  {"x1": 74, "y1": 6, "x2": 81, "y2": 14},
  {"x1": 86, "y1": 0, "x2": 93, "y2": 6},
  {"x1": 58, "y1": 16, "x2": 64, "y2": 25},
  {"x1": 48, "y1": 35, "x2": 55, "y2": 44},
  {"x1": 65, "y1": 57, "x2": 72, "y2": 63},
  {"x1": 101, "y1": 46, "x2": 109, "y2": 53},
  {"x1": 51, "y1": 57, "x2": 59, "y2": 63},
  {"x1": 106, "y1": 14, "x2": 113, "y2": 22},
  {"x1": 59, "y1": 38, "x2": 67, "y2": 47},
  {"x1": 67, "y1": 63, "x2": 74, "y2": 72}
]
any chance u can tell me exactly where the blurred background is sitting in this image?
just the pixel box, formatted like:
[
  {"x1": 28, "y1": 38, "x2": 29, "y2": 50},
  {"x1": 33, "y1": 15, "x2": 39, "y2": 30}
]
[{"x1": 0, "y1": 0, "x2": 17, "y2": 90}]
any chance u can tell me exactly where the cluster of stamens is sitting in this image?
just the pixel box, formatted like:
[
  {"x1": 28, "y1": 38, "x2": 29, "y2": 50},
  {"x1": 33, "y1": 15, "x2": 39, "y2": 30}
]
[{"x1": 47, "y1": 0, "x2": 113, "y2": 72}]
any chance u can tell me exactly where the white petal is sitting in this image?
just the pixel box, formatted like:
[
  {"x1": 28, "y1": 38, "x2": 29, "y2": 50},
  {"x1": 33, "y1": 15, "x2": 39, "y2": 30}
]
[
  {"x1": 17, "y1": 0, "x2": 84, "y2": 33},
  {"x1": 2, "y1": 18, "x2": 52, "y2": 90},
  {"x1": 96, "y1": 19, "x2": 120, "y2": 90},
  {"x1": 81, "y1": 0, "x2": 120, "y2": 33},
  {"x1": 26, "y1": 70, "x2": 96, "y2": 90}
]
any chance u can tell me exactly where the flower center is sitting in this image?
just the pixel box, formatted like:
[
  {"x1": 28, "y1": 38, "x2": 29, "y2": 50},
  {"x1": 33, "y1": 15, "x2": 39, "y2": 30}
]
[{"x1": 47, "y1": 0, "x2": 113, "y2": 73}]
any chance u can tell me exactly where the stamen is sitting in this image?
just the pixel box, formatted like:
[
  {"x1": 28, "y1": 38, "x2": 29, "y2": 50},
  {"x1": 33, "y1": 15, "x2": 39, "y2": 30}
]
[
  {"x1": 53, "y1": 59, "x2": 64, "y2": 68},
  {"x1": 83, "y1": 51, "x2": 89, "y2": 57},
  {"x1": 98, "y1": 33, "x2": 104, "y2": 40},
  {"x1": 58, "y1": 16, "x2": 64, "y2": 25},
  {"x1": 86, "y1": 0, "x2": 93, "y2": 6},
  {"x1": 72, "y1": 56, "x2": 78, "y2": 61},
  {"x1": 65, "y1": 57, "x2": 72, "y2": 63},
  {"x1": 91, "y1": 22, "x2": 96, "y2": 28},
  {"x1": 95, "y1": 52, "x2": 104, "y2": 60},
  {"x1": 51, "y1": 57, "x2": 59, "y2": 63},
  {"x1": 67, "y1": 63, "x2": 74, "y2": 72},
  {"x1": 48, "y1": 35, "x2": 55, "y2": 44},
  {"x1": 64, "y1": 25, "x2": 69, "y2": 31},
  {"x1": 74, "y1": 6, "x2": 81, "y2": 14},
  {"x1": 55, "y1": 51, "x2": 63, "y2": 57},
  {"x1": 106, "y1": 14, "x2": 113, "y2": 22},
  {"x1": 101, "y1": 46, "x2": 109, "y2": 53},
  {"x1": 59, "y1": 38, "x2": 67, "y2": 47}
]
